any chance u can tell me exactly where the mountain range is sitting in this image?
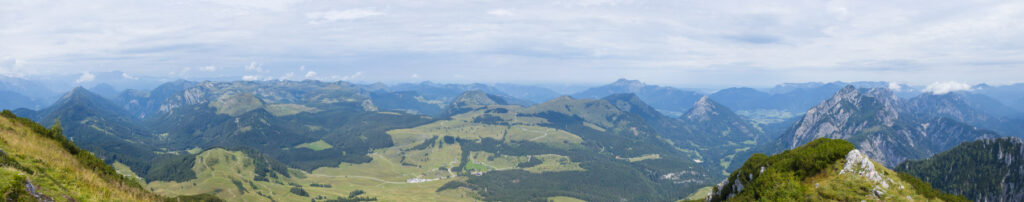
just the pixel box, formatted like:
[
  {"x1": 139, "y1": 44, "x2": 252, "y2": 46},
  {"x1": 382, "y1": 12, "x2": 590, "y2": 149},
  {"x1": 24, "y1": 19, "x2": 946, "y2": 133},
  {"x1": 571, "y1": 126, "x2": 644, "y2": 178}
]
[{"x1": 3, "y1": 78, "x2": 1023, "y2": 201}]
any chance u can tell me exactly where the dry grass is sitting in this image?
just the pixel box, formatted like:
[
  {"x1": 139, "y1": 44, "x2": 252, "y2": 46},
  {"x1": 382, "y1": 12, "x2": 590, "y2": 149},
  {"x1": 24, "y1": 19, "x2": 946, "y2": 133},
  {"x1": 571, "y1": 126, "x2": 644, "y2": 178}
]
[{"x1": 0, "y1": 116, "x2": 162, "y2": 201}]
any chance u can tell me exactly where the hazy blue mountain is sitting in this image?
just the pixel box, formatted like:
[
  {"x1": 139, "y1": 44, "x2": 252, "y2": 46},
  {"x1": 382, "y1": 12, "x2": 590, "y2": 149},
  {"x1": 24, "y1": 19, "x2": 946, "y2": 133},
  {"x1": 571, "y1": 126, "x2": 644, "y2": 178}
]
[
  {"x1": 898, "y1": 137, "x2": 1024, "y2": 201},
  {"x1": 0, "y1": 76, "x2": 57, "y2": 109},
  {"x1": 88, "y1": 83, "x2": 120, "y2": 100},
  {"x1": 973, "y1": 83, "x2": 1024, "y2": 112},
  {"x1": 115, "y1": 79, "x2": 197, "y2": 119},
  {"x1": 492, "y1": 83, "x2": 563, "y2": 103},
  {"x1": 369, "y1": 90, "x2": 445, "y2": 115},
  {"x1": 388, "y1": 81, "x2": 532, "y2": 106},
  {"x1": 572, "y1": 78, "x2": 703, "y2": 117},
  {"x1": 0, "y1": 90, "x2": 35, "y2": 110},
  {"x1": 442, "y1": 90, "x2": 509, "y2": 116},
  {"x1": 908, "y1": 92, "x2": 1024, "y2": 137},
  {"x1": 774, "y1": 86, "x2": 998, "y2": 166},
  {"x1": 709, "y1": 82, "x2": 877, "y2": 126}
]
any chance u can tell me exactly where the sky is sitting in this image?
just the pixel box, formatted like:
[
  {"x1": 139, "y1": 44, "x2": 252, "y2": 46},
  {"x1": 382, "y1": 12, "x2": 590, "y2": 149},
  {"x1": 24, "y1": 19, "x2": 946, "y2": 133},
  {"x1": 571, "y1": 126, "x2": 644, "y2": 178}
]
[{"x1": 1, "y1": 0, "x2": 1023, "y2": 88}]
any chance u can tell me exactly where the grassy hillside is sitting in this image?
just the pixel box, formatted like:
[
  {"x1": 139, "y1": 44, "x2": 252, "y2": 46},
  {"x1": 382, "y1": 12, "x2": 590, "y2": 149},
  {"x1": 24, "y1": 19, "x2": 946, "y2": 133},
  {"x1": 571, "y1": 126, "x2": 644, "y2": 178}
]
[
  {"x1": 0, "y1": 110, "x2": 162, "y2": 201},
  {"x1": 707, "y1": 138, "x2": 967, "y2": 202}
]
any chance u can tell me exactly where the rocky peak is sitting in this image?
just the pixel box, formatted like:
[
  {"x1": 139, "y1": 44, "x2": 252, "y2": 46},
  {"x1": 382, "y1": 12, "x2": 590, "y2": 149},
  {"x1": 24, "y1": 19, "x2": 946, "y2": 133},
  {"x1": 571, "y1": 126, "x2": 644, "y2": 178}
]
[
  {"x1": 684, "y1": 96, "x2": 718, "y2": 120},
  {"x1": 55, "y1": 87, "x2": 107, "y2": 107},
  {"x1": 451, "y1": 90, "x2": 508, "y2": 107},
  {"x1": 840, "y1": 149, "x2": 892, "y2": 189},
  {"x1": 601, "y1": 93, "x2": 663, "y2": 120},
  {"x1": 787, "y1": 86, "x2": 901, "y2": 149},
  {"x1": 610, "y1": 78, "x2": 646, "y2": 91},
  {"x1": 444, "y1": 90, "x2": 508, "y2": 116}
]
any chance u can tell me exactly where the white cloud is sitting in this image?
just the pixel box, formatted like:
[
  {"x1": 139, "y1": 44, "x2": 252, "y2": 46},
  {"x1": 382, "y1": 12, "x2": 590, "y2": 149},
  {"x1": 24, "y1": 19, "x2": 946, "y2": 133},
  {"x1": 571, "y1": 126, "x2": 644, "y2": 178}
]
[
  {"x1": 304, "y1": 71, "x2": 317, "y2": 78},
  {"x1": 299, "y1": 65, "x2": 305, "y2": 71},
  {"x1": 122, "y1": 72, "x2": 139, "y2": 80},
  {"x1": 245, "y1": 62, "x2": 263, "y2": 72},
  {"x1": 242, "y1": 75, "x2": 259, "y2": 81},
  {"x1": 175, "y1": 67, "x2": 192, "y2": 76},
  {"x1": 205, "y1": 0, "x2": 299, "y2": 11},
  {"x1": 887, "y1": 82, "x2": 901, "y2": 92},
  {"x1": 75, "y1": 72, "x2": 96, "y2": 83},
  {"x1": 2, "y1": 1, "x2": 1024, "y2": 85},
  {"x1": 200, "y1": 66, "x2": 217, "y2": 72},
  {"x1": 279, "y1": 72, "x2": 295, "y2": 80},
  {"x1": 410, "y1": 73, "x2": 419, "y2": 78},
  {"x1": 340, "y1": 71, "x2": 364, "y2": 81},
  {"x1": 487, "y1": 9, "x2": 513, "y2": 16},
  {"x1": 923, "y1": 81, "x2": 973, "y2": 95},
  {"x1": 306, "y1": 9, "x2": 383, "y2": 24}
]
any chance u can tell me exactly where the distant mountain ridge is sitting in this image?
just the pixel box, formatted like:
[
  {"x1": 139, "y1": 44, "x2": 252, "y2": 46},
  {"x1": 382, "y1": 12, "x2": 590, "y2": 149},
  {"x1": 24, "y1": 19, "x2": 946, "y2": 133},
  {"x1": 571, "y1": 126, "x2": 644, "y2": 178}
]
[
  {"x1": 573, "y1": 78, "x2": 703, "y2": 116},
  {"x1": 774, "y1": 85, "x2": 999, "y2": 166}
]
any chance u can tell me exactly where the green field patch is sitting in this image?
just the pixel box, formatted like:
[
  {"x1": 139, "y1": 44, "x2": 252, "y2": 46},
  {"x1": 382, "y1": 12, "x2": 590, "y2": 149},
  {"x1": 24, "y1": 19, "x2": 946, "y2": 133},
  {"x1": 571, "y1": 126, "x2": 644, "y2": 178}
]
[
  {"x1": 388, "y1": 115, "x2": 583, "y2": 151},
  {"x1": 505, "y1": 125, "x2": 583, "y2": 146},
  {"x1": 294, "y1": 140, "x2": 333, "y2": 151},
  {"x1": 548, "y1": 196, "x2": 587, "y2": 202},
  {"x1": 186, "y1": 147, "x2": 203, "y2": 154},
  {"x1": 616, "y1": 154, "x2": 661, "y2": 162},
  {"x1": 736, "y1": 109, "x2": 797, "y2": 125},
  {"x1": 685, "y1": 186, "x2": 714, "y2": 200},
  {"x1": 720, "y1": 154, "x2": 736, "y2": 169},
  {"x1": 388, "y1": 120, "x2": 506, "y2": 145},
  {"x1": 210, "y1": 93, "x2": 265, "y2": 116},
  {"x1": 734, "y1": 147, "x2": 751, "y2": 153},
  {"x1": 146, "y1": 148, "x2": 480, "y2": 202},
  {"x1": 265, "y1": 103, "x2": 319, "y2": 116},
  {"x1": 523, "y1": 154, "x2": 585, "y2": 173},
  {"x1": 112, "y1": 161, "x2": 145, "y2": 185}
]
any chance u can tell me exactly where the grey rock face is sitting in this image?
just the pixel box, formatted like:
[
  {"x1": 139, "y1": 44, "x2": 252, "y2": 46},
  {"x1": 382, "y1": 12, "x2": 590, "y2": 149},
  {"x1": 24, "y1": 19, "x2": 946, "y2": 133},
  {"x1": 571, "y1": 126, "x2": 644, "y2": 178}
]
[{"x1": 779, "y1": 85, "x2": 997, "y2": 166}]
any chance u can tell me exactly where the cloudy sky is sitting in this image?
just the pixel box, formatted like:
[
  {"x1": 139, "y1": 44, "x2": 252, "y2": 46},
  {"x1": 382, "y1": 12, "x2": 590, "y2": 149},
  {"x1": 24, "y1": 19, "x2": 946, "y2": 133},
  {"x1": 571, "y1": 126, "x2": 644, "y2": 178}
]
[{"x1": 1, "y1": 0, "x2": 1022, "y2": 88}]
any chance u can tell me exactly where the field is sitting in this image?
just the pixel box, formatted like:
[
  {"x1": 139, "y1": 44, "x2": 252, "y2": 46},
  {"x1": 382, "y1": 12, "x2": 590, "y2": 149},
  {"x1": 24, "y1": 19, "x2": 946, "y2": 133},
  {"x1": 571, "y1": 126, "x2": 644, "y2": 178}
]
[
  {"x1": 293, "y1": 140, "x2": 333, "y2": 151},
  {"x1": 144, "y1": 110, "x2": 593, "y2": 201},
  {"x1": 145, "y1": 148, "x2": 478, "y2": 202}
]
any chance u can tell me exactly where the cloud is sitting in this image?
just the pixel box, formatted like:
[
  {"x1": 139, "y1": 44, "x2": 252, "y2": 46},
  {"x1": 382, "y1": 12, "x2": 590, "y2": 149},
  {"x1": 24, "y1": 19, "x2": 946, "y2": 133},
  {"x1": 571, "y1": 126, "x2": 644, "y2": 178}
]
[
  {"x1": 304, "y1": 71, "x2": 317, "y2": 78},
  {"x1": 245, "y1": 62, "x2": 263, "y2": 72},
  {"x1": 410, "y1": 73, "x2": 419, "y2": 78},
  {"x1": 279, "y1": 72, "x2": 294, "y2": 80},
  {"x1": 175, "y1": 67, "x2": 192, "y2": 76},
  {"x1": 242, "y1": 75, "x2": 259, "y2": 81},
  {"x1": 306, "y1": 9, "x2": 383, "y2": 24},
  {"x1": 200, "y1": 66, "x2": 217, "y2": 72},
  {"x1": 2, "y1": 1, "x2": 1024, "y2": 86},
  {"x1": 887, "y1": 82, "x2": 901, "y2": 92},
  {"x1": 340, "y1": 71, "x2": 364, "y2": 81},
  {"x1": 487, "y1": 9, "x2": 513, "y2": 16},
  {"x1": 122, "y1": 72, "x2": 138, "y2": 80},
  {"x1": 75, "y1": 72, "x2": 96, "y2": 83},
  {"x1": 923, "y1": 81, "x2": 973, "y2": 95}
]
